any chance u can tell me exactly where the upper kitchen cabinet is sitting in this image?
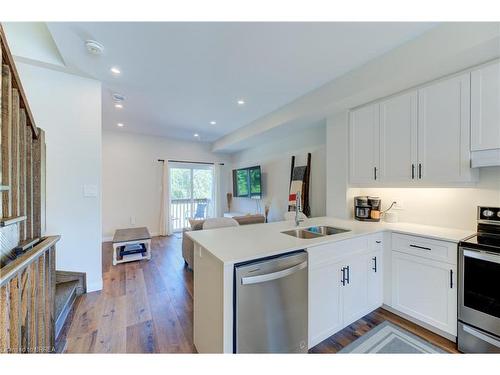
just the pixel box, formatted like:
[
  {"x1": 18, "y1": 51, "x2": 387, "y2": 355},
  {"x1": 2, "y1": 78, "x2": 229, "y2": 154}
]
[
  {"x1": 379, "y1": 91, "x2": 418, "y2": 182},
  {"x1": 349, "y1": 103, "x2": 380, "y2": 184},
  {"x1": 470, "y1": 60, "x2": 500, "y2": 167},
  {"x1": 417, "y1": 73, "x2": 477, "y2": 183}
]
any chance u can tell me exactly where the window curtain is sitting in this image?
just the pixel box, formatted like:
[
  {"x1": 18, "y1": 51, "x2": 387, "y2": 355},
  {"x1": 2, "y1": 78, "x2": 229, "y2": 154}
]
[
  {"x1": 159, "y1": 161, "x2": 173, "y2": 236},
  {"x1": 213, "y1": 163, "x2": 223, "y2": 218}
]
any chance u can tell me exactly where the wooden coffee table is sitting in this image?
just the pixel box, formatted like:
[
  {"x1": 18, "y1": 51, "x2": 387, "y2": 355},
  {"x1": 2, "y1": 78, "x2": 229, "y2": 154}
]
[{"x1": 112, "y1": 227, "x2": 152, "y2": 265}]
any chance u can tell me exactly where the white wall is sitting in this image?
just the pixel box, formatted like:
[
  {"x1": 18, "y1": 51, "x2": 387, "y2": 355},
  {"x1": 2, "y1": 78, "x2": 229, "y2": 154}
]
[
  {"x1": 230, "y1": 123, "x2": 326, "y2": 222},
  {"x1": 326, "y1": 112, "x2": 500, "y2": 231},
  {"x1": 356, "y1": 168, "x2": 500, "y2": 230},
  {"x1": 17, "y1": 62, "x2": 103, "y2": 292},
  {"x1": 102, "y1": 130, "x2": 231, "y2": 239}
]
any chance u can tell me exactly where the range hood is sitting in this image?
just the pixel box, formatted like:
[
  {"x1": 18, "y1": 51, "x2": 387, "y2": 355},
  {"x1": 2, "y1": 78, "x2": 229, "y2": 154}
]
[{"x1": 471, "y1": 149, "x2": 500, "y2": 168}]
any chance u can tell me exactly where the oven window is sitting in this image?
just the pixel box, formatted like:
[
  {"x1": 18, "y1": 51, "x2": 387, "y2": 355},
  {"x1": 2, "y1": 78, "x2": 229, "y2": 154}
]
[{"x1": 464, "y1": 255, "x2": 500, "y2": 318}]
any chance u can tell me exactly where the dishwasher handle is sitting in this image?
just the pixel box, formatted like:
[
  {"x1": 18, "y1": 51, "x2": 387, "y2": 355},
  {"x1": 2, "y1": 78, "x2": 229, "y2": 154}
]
[{"x1": 241, "y1": 261, "x2": 307, "y2": 285}]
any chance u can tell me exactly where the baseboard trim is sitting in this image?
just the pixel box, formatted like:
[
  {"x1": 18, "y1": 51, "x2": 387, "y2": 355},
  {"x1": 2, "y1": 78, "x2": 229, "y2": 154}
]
[{"x1": 86, "y1": 278, "x2": 103, "y2": 293}]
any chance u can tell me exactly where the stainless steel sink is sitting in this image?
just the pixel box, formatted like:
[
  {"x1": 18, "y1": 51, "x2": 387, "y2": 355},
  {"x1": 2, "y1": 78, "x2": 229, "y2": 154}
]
[
  {"x1": 305, "y1": 226, "x2": 350, "y2": 236},
  {"x1": 281, "y1": 226, "x2": 350, "y2": 239},
  {"x1": 281, "y1": 229, "x2": 323, "y2": 239}
]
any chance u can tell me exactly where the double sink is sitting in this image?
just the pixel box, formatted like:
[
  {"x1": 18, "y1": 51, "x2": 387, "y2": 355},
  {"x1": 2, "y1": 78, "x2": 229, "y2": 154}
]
[{"x1": 282, "y1": 225, "x2": 350, "y2": 239}]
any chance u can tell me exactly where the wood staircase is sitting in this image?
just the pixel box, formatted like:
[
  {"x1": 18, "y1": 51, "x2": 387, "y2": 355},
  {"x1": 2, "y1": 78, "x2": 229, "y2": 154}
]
[{"x1": 0, "y1": 24, "x2": 69, "y2": 353}]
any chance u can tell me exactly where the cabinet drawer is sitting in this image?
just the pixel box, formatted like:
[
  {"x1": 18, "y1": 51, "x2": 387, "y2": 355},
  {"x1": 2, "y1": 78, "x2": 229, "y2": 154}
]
[
  {"x1": 391, "y1": 233, "x2": 457, "y2": 264},
  {"x1": 307, "y1": 236, "x2": 370, "y2": 267}
]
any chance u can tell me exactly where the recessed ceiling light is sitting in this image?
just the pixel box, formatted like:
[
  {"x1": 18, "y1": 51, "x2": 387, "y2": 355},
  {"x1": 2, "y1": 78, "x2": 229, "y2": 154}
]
[
  {"x1": 210, "y1": 121, "x2": 216, "y2": 125},
  {"x1": 117, "y1": 123, "x2": 124, "y2": 127},
  {"x1": 110, "y1": 66, "x2": 121, "y2": 75},
  {"x1": 115, "y1": 103, "x2": 123, "y2": 109},
  {"x1": 237, "y1": 99, "x2": 245, "y2": 105},
  {"x1": 85, "y1": 40, "x2": 104, "y2": 55},
  {"x1": 112, "y1": 93, "x2": 125, "y2": 102},
  {"x1": 194, "y1": 133, "x2": 199, "y2": 137}
]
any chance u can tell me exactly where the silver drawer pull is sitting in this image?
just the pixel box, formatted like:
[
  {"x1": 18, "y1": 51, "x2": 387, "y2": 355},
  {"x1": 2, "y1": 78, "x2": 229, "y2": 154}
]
[
  {"x1": 409, "y1": 244, "x2": 431, "y2": 251},
  {"x1": 241, "y1": 261, "x2": 307, "y2": 285}
]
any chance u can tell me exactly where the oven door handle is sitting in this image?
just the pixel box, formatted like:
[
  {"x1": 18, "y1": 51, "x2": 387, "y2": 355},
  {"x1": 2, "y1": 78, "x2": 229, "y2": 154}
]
[{"x1": 463, "y1": 249, "x2": 500, "y2": 264}]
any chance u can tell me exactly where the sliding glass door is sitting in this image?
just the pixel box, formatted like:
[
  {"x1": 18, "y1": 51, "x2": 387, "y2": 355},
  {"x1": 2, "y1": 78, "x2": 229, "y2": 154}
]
[{"x1": 169, "y1": 163, "x2": 214, "y2": 231}]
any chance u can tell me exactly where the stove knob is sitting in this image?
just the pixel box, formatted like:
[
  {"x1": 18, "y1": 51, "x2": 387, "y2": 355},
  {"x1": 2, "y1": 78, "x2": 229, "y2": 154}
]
[
  {"x1": 483, "y1": 209, "x2": 494, "y2": 217},
  {"x1": 497, "y1": 211, "x2": 500, "y2": 218}
]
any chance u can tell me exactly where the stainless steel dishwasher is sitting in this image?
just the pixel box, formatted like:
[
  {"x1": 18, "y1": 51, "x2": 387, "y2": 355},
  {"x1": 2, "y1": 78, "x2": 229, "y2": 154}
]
[{"x1": 234, "y1": 250, "x2": 308, "y2": 353}]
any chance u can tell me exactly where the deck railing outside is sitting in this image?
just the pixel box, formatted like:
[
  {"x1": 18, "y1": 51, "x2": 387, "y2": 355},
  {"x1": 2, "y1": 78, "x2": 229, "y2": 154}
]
[{"x1": 171, "y1": 198, "x2": 210, "y2": 231}]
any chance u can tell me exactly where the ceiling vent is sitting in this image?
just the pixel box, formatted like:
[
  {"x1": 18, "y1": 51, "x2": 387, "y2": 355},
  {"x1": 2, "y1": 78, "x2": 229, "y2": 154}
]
[
  {"x1": 112, "y1": 93, "x2": 125, "y2": 102},
  {"x1": 85, "y1": 40, "x2": 104, "y2": 55}
]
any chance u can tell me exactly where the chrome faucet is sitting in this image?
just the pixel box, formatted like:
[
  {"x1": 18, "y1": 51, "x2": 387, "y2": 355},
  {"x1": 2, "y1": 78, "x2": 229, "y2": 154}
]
[{"x1": 295, "y1": 191, "x2": 304, "y2": 227}]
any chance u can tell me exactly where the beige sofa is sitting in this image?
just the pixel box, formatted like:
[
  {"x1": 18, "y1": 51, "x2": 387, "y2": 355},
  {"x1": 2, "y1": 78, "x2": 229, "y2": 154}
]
[{"x1": 182, "y1": 215, "x2": 265, "y2": 269}]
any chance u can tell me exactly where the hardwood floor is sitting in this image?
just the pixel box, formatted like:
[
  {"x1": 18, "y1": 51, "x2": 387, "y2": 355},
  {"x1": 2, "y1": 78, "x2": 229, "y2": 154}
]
[{"x1": 59, "y1": 234, "x2": 458, "y2": 353}]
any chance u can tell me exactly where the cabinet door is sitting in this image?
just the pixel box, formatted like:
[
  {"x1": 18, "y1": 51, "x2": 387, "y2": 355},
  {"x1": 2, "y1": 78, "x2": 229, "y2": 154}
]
[
  {"x1": 308, "y1": 260, "x2": 343, "y2": 348},
  {"x1": 417, "y1": 74, "x2": 475, "y2": 183},
  {"x1": 367, "y1": 249, "x2": 383, "y2": 311},
  {"x1": 392, "y1": 251, "x2": 457, "y2": 336},
  {"x1": 342, "y1": 255, "x2": 369, "y2": 326},
  {"x1": 349, "y1": 104, "x2": 380, "y2": 184},
  {"x1": 380, "y1": 91, "x2": 418, "y2": 182},
  {"x1": 471, "y1": 61, "x2": 500, "y2": 151}
]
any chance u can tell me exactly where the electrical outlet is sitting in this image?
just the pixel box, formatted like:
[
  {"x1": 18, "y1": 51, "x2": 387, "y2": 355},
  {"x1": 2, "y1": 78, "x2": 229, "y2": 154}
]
[
  {"x1": 130, "y1": 216, "x2": 136, "y2": 225},
  {"x1": 393, "y1": 200, "x2": 405, "y2": 210}
]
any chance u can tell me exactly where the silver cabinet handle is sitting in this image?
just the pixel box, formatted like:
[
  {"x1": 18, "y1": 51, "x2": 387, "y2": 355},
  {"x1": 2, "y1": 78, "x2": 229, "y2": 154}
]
[{"x1": 241, "y1": 261, "x2": 307, "y2": 285}]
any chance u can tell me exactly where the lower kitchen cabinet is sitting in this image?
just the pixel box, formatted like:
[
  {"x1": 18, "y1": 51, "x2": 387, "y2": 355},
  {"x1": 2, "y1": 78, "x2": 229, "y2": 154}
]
[
  {"x1": 342, "y1": 254, "x2": 369, "y2": 326},
  {"x1": 308, "y1": 235, "x2": 384, "y2": 348},
  {"x1": 392, "y1": 251, "x2": 457, "y2": 336},
  {"x1": 367, "y1": 249, "x2": 384, "y2": 312},
  {"x1": 308, "y1": 258, "x2": 344, "y2": 347}
]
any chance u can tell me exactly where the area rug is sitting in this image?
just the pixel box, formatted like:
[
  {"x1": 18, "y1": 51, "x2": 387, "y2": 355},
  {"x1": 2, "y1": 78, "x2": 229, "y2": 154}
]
[{"x1": 338, "y1": 321, "x2": 447, "y2": 353}]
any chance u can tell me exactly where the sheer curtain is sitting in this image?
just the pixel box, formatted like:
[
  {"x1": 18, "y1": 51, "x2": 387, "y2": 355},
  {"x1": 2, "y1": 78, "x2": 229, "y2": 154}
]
[
  {"x1": 213, "y1": 163, "x2": 222, "y2": 218},
  {"x1": 159, "y1": 161, "x2": 173, "y2": 236}
]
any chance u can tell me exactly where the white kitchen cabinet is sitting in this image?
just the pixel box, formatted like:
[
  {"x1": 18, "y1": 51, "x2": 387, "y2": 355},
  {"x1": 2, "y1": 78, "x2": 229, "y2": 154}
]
[
  {"x1": 308, "y1": 258, "x2": 344, "y2": 347},
  {"x1": 366, "y1": 249, "x2": 383, "y2": 311},
  {"x1": 392, "y1": 251, "x2": 457, "y2": 336},
  {"x1": 379, "y1": 91, "x2": 418, "y2": 182},
  {"x1": 308, "y1": 235, "x2": 384, "y2": 347},
  {"x1": 470, "y1": 60, "x2": 500, "y2": 167},
  {"x1": 349, "y1": 104, "x2": 379, "y2": 184},
  {"x1": 341, "y1": 255, "x2": 369, "y2": 326},
  {"x1": 471, "y1": 60, "x2": 500, "y2": 152},
  {"x1": 417, "y1": 74, "x2": 476, "y2": 183}
]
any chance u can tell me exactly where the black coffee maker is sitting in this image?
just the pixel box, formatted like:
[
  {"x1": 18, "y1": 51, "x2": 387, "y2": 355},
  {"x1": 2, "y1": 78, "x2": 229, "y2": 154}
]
[{"x1": 354, "y1": 196, "x2": 381, "y2": 222}]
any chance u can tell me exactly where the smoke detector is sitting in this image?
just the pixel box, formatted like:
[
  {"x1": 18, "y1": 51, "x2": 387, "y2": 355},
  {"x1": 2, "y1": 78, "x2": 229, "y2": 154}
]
[
  {"x1": 112, "y1": 93, "x2": 125, "y2": 102},
  {"x1": 85, "y1": 40, "x2": 104, "y2": 55}
]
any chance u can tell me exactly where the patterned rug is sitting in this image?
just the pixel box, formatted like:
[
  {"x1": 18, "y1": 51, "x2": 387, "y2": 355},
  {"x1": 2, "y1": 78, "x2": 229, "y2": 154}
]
[{"x1": 338, "y1": 321, "x2": 447, "y2": 353}]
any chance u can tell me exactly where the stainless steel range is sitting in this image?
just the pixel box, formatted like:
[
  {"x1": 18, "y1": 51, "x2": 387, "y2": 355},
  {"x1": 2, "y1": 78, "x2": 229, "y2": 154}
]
[{"x1": 458, "y1": 206, "x2": 500, "y2": 353}]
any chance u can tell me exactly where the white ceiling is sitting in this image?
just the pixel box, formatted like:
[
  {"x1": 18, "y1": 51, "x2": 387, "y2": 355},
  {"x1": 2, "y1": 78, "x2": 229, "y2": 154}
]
[{"x1": 40, "y1": 23, "x2": 436, "y2": 142}]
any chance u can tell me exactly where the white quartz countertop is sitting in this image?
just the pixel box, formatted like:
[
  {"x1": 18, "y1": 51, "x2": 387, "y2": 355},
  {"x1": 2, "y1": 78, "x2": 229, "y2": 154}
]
[{"x1": 186, "y1": 217, "x2": 474, "y2": 265}]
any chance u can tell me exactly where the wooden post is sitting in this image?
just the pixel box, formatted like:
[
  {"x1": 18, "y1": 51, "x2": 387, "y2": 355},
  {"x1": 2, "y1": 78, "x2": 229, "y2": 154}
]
[
  {"x1": 1, "y1": 65, "x2": 11, "y2": 218},
  {"x1": 25, "y1": 123, "x2": 32, "y2": 239},
  {"x1": 19, "y1": 110, "x2": 26, "y2": 240},
  {"x1": 11, "y1": 89, "x2": 19, "y2": 217},
  {"x1": 32, "y1": 129, "x2": 43, "y2": 238}
]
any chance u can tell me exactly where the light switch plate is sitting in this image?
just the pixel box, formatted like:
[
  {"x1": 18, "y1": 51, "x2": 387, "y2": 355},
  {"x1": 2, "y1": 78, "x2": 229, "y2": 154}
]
[{"x1": 83, "y1": 184, "x2": 98, "y2": 198}]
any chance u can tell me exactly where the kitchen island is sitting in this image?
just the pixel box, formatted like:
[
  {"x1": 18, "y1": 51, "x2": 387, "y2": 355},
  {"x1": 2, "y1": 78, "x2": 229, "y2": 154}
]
[{"x1": 187, "y1": 217, "x2": 472, "y2": 353}]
